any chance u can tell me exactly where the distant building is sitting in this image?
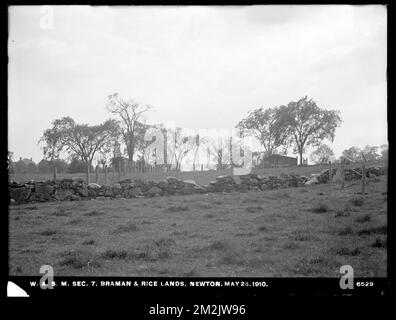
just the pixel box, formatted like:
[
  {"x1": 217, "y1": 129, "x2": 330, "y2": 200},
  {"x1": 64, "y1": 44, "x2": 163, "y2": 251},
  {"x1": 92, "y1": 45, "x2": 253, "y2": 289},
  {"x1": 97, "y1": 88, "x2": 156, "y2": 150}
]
[
  {"x1": 20, "y1": 157, "x2": 35, "y2": 166},
  {"x1": 262, "y1": 154, "x2": 298, "y2": 168}
]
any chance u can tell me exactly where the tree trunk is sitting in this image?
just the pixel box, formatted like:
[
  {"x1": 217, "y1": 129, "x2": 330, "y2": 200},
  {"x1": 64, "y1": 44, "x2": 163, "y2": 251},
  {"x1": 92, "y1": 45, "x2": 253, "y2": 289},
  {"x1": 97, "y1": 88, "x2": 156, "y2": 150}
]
[
  {"x1": 86, "y1": 162, "x2": 90, "y2": 184},
  {"x1": 299, "y1": 150, "x2": 303, "y2": 166},
  {"x1": 104, "y1": 165, "x2": 108, "y2": 185}
]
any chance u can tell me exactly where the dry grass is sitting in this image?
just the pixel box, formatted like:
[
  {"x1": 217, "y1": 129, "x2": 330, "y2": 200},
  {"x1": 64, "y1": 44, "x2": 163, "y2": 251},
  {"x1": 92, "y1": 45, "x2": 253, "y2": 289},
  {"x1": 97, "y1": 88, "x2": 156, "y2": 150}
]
[{"x1": 8, "y1": 174, "x2": 387, "y2": 277}]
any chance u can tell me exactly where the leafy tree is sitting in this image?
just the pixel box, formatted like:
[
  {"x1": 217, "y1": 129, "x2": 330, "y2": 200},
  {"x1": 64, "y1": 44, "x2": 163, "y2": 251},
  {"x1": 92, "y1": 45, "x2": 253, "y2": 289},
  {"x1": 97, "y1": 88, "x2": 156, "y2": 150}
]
[
  {"x1": 280, "y1": 96, "x2": 342, "y2": 165},
  {"x1": 14, "y1": 158, "x2": 37, "y2": 174},
  {"x1": 26, "y1": 161, "x2": 38, "y2": 173},
  {"x1": 236, "y1": 106, "x2": 289, "y2": 156},
  {"x1": 310, "y1": 144, "x2": 335, "y2": 164},
  {"x1": 341, "y1": 146, "x2": 362, "y2": 162},
  {"x1": 53, "y1": 159, "x2": 68, "y2": 173},
  {"x1": 13, "y1": 159, "x2": 26, "y2": 174},
  {"x1": 361, "y1": 145, "x2": 381, "y2": 161},
  {"x1": 38, "y1": 159, "x2": 51, "y2": 173},
  {"x1": 380, "y1": 144, "x2": 388, "y2": 162},
  {"x1": 39, "y1": 116, "x2": 120, "y2": 182},
  {"x1": 68, "y1": 157, "x2": 94, "y2": 174},
  {"x1": 107, "y1": 93, "x2": 151, "y2": 167}
]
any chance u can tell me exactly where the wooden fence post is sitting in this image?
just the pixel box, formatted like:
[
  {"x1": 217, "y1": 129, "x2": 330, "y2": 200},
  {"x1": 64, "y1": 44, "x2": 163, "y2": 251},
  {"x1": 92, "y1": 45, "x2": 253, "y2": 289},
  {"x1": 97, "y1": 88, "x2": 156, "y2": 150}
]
[
  {"x1": 329, "y1": 161, "x2": 332, "y2": 183},
  {"x1": 53, "y1": 165, "x2": 57, "y2": 181},
  {"x1": 340, "y1": 157, "x2": 345, "y2": 190},
  {"x1": 361, "y1": 152, "x2": 367, "y2": 195},
  {"x1": 95, "y1": 165, "x2": 99, "y2": 184},
  {"x1": 362, "y1": 162, "x2": 366, "y2": 194}
]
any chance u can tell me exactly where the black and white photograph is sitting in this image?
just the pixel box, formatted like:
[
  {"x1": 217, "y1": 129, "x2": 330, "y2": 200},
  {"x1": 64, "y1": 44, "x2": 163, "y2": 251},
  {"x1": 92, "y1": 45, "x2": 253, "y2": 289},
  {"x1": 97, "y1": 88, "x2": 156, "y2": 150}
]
[{"x1": 6, "y1": 4, "x2": 388, "y2": 297}]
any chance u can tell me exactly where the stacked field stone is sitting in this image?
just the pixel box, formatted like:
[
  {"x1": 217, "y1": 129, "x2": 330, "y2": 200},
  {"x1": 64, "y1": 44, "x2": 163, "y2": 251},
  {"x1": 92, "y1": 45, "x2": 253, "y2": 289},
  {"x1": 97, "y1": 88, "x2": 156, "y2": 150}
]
[
  {"x1": 208, "y1": 175, "x2": 238, "y2": 193},
  {"x1": 8, "y1": 165, "x2": 387, "y2": 204}
]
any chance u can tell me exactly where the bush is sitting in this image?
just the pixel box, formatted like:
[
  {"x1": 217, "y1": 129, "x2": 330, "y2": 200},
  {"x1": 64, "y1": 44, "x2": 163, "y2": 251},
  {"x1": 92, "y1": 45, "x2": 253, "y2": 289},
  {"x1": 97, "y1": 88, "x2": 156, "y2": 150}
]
[
  {"x1": 311, "y1": 203, "x2": 329, "y2": 213},
  {"x1": 355, "y1": 214, "x2": 371, "y2": 223},
  {"x1": 351, "y1": 196, "x2": 364, "y2": 207}
]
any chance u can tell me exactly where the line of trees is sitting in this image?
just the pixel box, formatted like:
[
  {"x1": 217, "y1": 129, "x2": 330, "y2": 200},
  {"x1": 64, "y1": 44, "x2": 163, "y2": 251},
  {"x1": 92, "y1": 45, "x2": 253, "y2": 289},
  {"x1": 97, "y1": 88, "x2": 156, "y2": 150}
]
[
  {"x1": 8, "y1": 155, "x2": 95, "y2": 175},
  {"x1": 308, "y1": 143, "x2": 388, "y2": 165},
  {"x1": 31, "y1": 93, "x2": 388, "y2": 179}
]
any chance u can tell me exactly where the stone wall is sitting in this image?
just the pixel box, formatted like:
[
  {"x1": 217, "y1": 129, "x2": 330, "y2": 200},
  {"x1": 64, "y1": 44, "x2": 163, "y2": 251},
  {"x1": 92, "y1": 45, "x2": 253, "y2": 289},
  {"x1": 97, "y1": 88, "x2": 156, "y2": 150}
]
[{"x1": 8, "y1": 166, "x2": 387, "y2": 204}]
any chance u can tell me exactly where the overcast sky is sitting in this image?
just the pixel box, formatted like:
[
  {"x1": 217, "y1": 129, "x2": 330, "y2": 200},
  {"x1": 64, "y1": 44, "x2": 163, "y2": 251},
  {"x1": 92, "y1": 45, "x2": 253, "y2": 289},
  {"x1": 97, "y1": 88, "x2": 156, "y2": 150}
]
[{"x1": 8, "y1": 5, "x2": 387, "y2": 163}]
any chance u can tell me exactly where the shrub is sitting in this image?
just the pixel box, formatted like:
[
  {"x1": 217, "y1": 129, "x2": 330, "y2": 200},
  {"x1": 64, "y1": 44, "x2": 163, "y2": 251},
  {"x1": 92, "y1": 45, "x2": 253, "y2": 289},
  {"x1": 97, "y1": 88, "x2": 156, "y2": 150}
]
[
  {"x1": 338, "y1": 227, "x2": 354, "y2": 236},
  {"x1": 245, "y1": 206, "x2": 263, "y2": 213},
  {"x1": 355, "y1": 214, "x2": 372, "y2": 223},
  {"x1": 207, "y1": 240, "x2": 228, "y2": 250},
  {"x1": 82, "y1": 239, "x2": 96, "y2": 245},
  {"x1": 100, "y1": 249, "x2": 128, "y2": 260},
  {"x1": 39, "y1": 228, "x2": 57, "y2": 236},
  {"x1": 372, "y1": 237, "x2": 387, "y2": 248},
  {"x1": 358, "y1": 225, "x2": 387, "y2": 236},
  {"x1": 335, "y1": 210, "x2": 350, "y2": 218},
  {"x1": 58, "y1": 250, "x2": 91, "y2": 269},
  {"x1": 113, "y1": 223, "x2": 138, "y2": 233},
  {"x1": 165, "y1": 205, "x2": 189, "y2": 212},
  {"x1": 283, "y1": 242, "x2": 299, "y2": 249},
  {"x1": 351, "y1": 196, "x2": 364, "y2": 207},
  {"x1": 336, "y1": 246, "x2": 360, "y2": 256},
  {"x1": 154, "y1": 238, "x2": 176, "y2": 247},
  {"x1": 311, "y1": 203, "x2": 329, "y2": 213},
  {"x1": 84, "y1": 210, "x2": 105, "y2": 217}
]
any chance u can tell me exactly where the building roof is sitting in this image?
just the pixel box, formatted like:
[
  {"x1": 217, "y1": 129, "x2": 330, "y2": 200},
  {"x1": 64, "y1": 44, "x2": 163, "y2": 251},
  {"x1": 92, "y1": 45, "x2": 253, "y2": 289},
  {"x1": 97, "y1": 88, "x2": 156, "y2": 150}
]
[{"x1": 265, "y1": 154, "x2": 297, "y2": 160}]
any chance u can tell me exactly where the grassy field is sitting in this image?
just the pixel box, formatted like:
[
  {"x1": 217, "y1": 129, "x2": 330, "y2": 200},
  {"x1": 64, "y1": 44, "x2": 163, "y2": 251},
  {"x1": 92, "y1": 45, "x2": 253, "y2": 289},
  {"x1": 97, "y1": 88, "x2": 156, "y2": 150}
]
[
  {"x1": 9, "y1": 160, "x2": 386, "y2": 185},
  {"x1": 9, "y1": 174, "x2": 387, "y2": 277}
]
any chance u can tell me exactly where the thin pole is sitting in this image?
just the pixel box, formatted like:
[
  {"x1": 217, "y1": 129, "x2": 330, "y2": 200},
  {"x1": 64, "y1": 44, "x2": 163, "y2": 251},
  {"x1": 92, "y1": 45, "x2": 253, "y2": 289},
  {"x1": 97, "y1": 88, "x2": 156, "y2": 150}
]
[
  {"x1": 53, "y1": 165, "x2": 57, "y2": 181},
  {"x1": 95, "y1": 165, "x2": 98, "y2": 184},
  {"x1": 329, "y1": 161, "x2": 332, "y2": 183},
  {"x1": 340, "y1": 157, "x2": 345, "y2": 189}
]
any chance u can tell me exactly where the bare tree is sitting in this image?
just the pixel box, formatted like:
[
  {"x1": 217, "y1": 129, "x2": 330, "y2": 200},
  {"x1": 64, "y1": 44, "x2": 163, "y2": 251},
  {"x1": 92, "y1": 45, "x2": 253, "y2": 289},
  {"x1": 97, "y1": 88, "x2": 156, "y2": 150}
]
[
  {"x1": 192, "y1": 134, "x2": 207, "y2": 171},
  {"x1": 209, "y1": 136, "x2": 230, "y2": 170},
  {"x1": 107, "y1": 93, "x2": 151, "y2": 170},
  {"x1": 168, "y1": 128, "x2": 193, "y2": 171}
]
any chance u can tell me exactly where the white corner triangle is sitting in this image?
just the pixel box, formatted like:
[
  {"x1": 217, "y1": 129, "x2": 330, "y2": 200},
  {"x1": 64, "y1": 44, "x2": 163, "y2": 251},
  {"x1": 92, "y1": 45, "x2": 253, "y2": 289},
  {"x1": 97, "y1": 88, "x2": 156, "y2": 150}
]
[{"x1": 7, "y1": 281, "x2": 29, "y2": 297}]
